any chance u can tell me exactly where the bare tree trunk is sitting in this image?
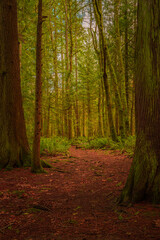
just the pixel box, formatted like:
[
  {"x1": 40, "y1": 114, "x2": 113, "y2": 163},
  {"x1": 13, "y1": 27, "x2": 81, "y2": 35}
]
[
  {"x1": 82, "y1": 99, "x2": 86, "y2": 137},
  {"x1": 92, "y1": 0, "x2": 118, "y2": 141},
  {"x1": 74, "y1": 1, "x2": 80, "y2": 137},
  {"x1": 124, "y1": 0, "x2": 129, "y2": 108},
  {"x1": 49, "y1": 6, "x2": 60, "y2": 136},
  {"x1": 32, "y1": 0, "x2": 44, "y2": 173},
  {"x1": 114, "y1": 0, "x2": 129, "y2": 136}
]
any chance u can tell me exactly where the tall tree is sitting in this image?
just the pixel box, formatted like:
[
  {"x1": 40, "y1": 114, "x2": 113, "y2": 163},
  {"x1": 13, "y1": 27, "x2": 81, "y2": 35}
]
[
  {"x1": 92, "y1": 0, "x2": 118, "y2": 141},
  {"x1": 0, "y1": 0, "x2": 30, "y2": 169},
  {"x1": 114, "y1": 0, "x2": 129, "y2": 135},
  {"x1": 32, "y1": 0, "x2": 44, "y2": 173},
  {"x1": 49, "y1": 5, "x2": 60, "y2": 136},
  {"x1": 120, "y1": 0, "x2": 160, "y2": 203}
]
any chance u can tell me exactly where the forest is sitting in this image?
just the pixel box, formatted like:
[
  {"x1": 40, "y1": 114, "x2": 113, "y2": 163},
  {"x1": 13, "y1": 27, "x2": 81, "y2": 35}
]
[{"x1": 0, "y1": 0, "x2": 160, "y2": 239}]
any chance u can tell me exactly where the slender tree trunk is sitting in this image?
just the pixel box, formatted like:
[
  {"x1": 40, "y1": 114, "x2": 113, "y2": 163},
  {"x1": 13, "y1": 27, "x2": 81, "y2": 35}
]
[
  {"x1": 46, "y1": 97, "x2": 50, "y2": 138},
  {"x1": 61, "y1": 29, "x2": 65, "y2": 137},
  {"x1": 87, "y1": 75, "x2": 92, "y2": 138},
  {"x1": 98, "y1": 82, "x2": 103, "y2": 137},
  {"x1": 92, "y1": 0, "x2": 118, "y2": 141},
  {"x1": 74, "y1": 1, "x2": 80, "y2": 137},
  {"x1": 114, "y1": 0, "x2": 129, "y2": 138},
  {"x1": 130, "y1": 87, "x2": 135, "y2": 135},
  {"x1": 49, "y1": 7, "x2": 60, "y2": 136},
  {"x1": 82, "y1": 99, "x2": 86, "y2": 137},
  {"x1": 124, "y1": 0, "x2": 129, "y2": 108},
  {"x1": 64, "y1": 0, "x2": 71, "y2": 138},
  {"x1": 32, "y1": 0, "x2": 44, "y2": 173},
  {"x1": 0, "y1": 0, "x2": 30, "y2": 169},
  {"x1": 120, "y1": 0, "x2": 160, "y2": 203},
  {"x1": 68, "y1": 0, "x2": 73, "y2": 139}
]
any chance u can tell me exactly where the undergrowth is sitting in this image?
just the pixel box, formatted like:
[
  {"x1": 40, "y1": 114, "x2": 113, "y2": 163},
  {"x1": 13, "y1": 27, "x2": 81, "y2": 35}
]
[
  {"x1": 72, "y1": 136, "x2": 136, "y2": 157},
  {"x1": 40, "y1": 137, "x2": 71, "y2": 155}
]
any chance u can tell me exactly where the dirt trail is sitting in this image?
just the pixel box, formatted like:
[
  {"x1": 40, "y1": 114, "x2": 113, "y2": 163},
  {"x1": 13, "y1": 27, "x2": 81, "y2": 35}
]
[{"x1": 0, "y1": 147, "x2": 160, "y2": 240}]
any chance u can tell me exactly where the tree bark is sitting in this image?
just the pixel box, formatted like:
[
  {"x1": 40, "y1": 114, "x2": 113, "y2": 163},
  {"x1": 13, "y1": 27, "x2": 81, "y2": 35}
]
[
  {"x1": 74, "y1": 0, "x2": 80, "y2": 137},
  {"x1": 120, "y1": 0, "x2": 160, "y2": 203},
  {"x1": 0, "y1": 0, "x2": 30, "y2": 169},
  {"x1": 92, "y1": 0, "x2": 118, "y2": 141},
  {"x1": 49, "y1": 6, "x2": 60, "y2": 136},
  {"x1": 32, "y1": 0, "x2": 44, "y2": 173},
  {"x1": 114, "y1": 0, "x2": 129, "y2": 136}
]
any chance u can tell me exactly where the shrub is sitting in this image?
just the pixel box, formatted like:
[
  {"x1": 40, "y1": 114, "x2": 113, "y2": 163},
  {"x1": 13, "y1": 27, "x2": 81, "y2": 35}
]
[
  {"x1": 40, "y1": 137, "x2": 71, "y2": 155},
  {"x1": 72, "y1": 136, "x2": 136, "y2": 157},
  {"x1": 86, "y1": 138, "x2": 109, "y2": 149},
  {"x1": 71, "y1": 137, "x2": 89, "y2": 149}
]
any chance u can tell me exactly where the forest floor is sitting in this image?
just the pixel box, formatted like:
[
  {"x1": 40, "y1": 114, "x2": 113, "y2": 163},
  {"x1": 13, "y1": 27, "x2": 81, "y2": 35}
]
[{"x1": 0, "y1": 146, "x2": 160, "y2": 240}]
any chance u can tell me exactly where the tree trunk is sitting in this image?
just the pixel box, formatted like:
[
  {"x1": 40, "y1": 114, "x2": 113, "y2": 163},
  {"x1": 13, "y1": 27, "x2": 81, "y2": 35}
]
[
  {"x1": 114, "y1": 0, "x2": 129, "y2": 135},
  {"x1": 64, "y1": 0, "x2": 73, "y2": 139},
  {"x1": 74, "y1": 1, "x2": 80, "y2": 137},
  {"x1": 98, "y1": 82, "x2": 103, "y2": 137},
  {"x1": 0, "y1": 0, "x2": 30, "y2": 169},
  {"x1": 82, "y1": 99, "x2": 86, "y2": 137},
  {"x1": 124, "y1": 0, "x2": 129, "y2": 108},
  {"x1": 61, "y1": 27, "x2": 65, "y2": 137},
  {"x1": 32, "y1": 0, "x2": 44, "y2": 173},
  {"x1": 87, "y1": 74, "x2": 92, "y2": 138},
  {"x1": 92, "y1": 0, "x2": 118, "y2": 141},
  {"x1": 49, "y1": 7, "x2": 60, "y2": 136},
  {"x1": 120, "y1": 0, "x2": 160, "y2": 203}
]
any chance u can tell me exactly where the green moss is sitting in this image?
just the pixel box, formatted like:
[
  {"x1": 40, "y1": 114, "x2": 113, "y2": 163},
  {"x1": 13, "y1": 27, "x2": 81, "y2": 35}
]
[
  {"x1": 31, "y1": 167, "x2": 47, "y2": 174},
  {"x1": 120, "y1": 133, "x2": 160, "y2": 204},
  {"x1": 41, "y1": 159, "x2": 52, "y2": 168}
]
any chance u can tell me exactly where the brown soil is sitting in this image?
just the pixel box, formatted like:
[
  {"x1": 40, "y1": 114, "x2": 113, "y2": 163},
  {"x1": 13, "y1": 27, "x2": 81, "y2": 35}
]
[{"x1": 0, "y1": 146, "x2": 160, "y2": 240}]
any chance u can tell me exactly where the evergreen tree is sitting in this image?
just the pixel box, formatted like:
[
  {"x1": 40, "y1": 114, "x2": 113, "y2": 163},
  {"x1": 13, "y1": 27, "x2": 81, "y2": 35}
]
[
  {"x1": 0, "y1": 0, "x2": 30, "y2": 169},
  {"x1": 120, "y1": 0, "x2": 160, "y2": 203}
]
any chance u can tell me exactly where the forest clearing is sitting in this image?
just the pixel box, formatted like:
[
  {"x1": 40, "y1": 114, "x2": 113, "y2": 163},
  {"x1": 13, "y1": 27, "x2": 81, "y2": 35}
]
[{"x1": 0, "y1": 146, "x2": 160, "y2": 240}]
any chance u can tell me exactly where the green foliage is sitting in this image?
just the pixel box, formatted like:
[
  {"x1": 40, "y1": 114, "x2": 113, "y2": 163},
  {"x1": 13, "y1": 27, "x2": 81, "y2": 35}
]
[
  {"x1": 40, "y1": 137, "x2": 71, "y2": 155},
  {"x1": 122, "y1": 136, "x2": 136, "y2": 157},
  {"x1": 71, "y1": 137, "x2": 89, "y2": 148},
  {"x1": 87, "y1": 138, "x2": 110, "y2": 149},
  {"x1": 73, "y1": 136, "x2": 136, "y2": 157}
]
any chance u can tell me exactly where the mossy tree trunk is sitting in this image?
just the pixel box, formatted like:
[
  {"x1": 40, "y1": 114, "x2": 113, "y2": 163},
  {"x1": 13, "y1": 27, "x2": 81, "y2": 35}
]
[
  {"x1": 0, "y1": 0, "x2": 30, "y2": 169},
  {"x1": 120, "y1": 0, "x2": 160, "y2": 203},
  {"x1": 32, "y1": 0, "x2": 44, "y2": 173}
]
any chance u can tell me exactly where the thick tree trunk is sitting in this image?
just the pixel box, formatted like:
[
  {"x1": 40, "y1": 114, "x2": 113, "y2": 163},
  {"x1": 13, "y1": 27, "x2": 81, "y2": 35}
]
[
  {"x1": 32, "y1": 0, "x2": 44, "y2": 173},
  {"x1": 120, "y1": 0, "x2": 160, "y2": 203},
  {"x1": 0, "y1": 0, "x2": 30, "y2": 169}
]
